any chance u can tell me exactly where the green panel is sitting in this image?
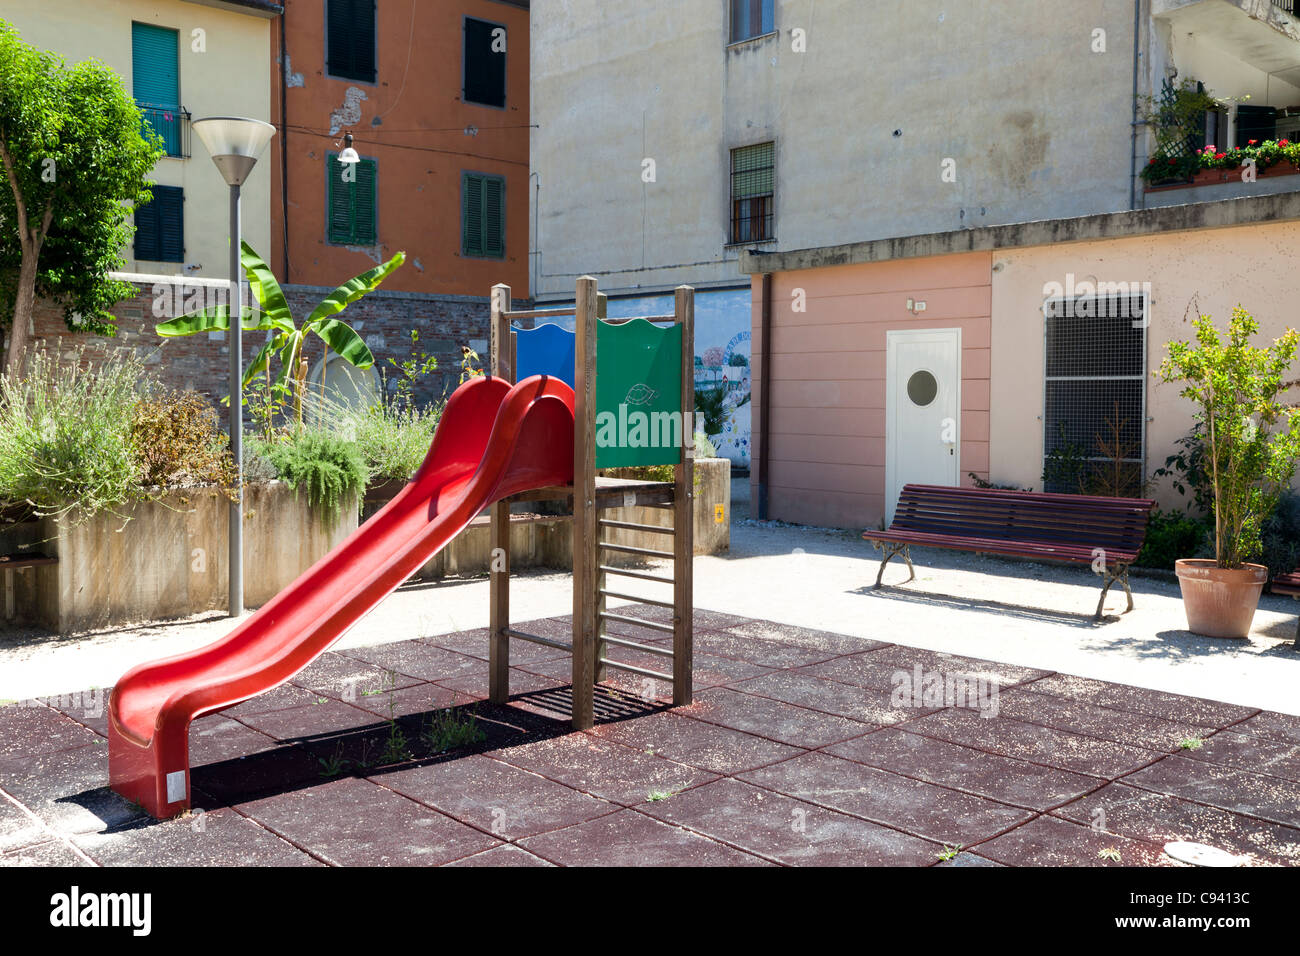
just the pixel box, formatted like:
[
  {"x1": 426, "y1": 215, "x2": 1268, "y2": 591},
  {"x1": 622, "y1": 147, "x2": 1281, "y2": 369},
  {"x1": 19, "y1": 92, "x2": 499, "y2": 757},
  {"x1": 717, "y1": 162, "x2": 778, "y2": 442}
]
[
  {"x1": 132, "y1": 23, "x2": 179, "y2": 107},
  {"x1": 354, "y1": 159, "x2": 377, "y2": 243},
  {"x1": 326, "y1": 156, "x2": 352, "y2": 244},
  {"x1": 594, "y1": 319, "x2": 684, "y2": 468},
  {"x1": 462, "y1": 174, "x2": 483, "y2": 255}
]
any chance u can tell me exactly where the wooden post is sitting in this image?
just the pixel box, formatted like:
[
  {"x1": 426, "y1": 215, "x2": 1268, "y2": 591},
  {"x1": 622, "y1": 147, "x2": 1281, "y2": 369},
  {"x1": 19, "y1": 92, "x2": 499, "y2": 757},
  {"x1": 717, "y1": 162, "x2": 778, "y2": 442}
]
[
  {"x1": 673, "y1": 285, "x2": 695, "y2": 706},
  {"x1": 488, "y1": 283, "x2": 512, "y2": 704},
  {"x1": 571, "y1": 276, "x2": 600, "y2": 729}
]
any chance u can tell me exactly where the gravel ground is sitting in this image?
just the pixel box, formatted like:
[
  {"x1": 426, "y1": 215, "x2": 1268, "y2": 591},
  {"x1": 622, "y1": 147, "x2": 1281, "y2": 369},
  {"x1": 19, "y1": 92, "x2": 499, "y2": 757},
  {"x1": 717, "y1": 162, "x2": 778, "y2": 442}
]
[{"x1": 3, "y1": 478, "x2": 1298, "y2": 714}]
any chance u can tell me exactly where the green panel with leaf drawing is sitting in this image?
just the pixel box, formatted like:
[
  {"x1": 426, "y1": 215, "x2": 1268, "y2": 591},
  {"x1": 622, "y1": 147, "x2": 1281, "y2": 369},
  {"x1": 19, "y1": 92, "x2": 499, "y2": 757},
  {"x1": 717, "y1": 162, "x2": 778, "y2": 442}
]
[{"x1": 594, "y1": 319, "x2": 683, "y2": 468}]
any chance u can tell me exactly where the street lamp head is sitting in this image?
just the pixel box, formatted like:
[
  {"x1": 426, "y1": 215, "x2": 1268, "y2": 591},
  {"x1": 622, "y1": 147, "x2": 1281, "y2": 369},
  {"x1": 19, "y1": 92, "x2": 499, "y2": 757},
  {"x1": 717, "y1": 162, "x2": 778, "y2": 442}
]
[
  {"x1": 338, "y1": 132, "x2": 361, "y2": 166},
  {"x1": 192, "y1": 117, "x2": 277, "y2": 186}
]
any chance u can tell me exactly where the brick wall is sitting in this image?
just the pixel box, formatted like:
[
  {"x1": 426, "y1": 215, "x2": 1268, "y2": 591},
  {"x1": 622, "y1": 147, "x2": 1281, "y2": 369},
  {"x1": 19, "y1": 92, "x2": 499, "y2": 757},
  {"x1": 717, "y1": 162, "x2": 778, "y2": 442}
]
[{"x1": 19, "y1": 275, "x2": 505, "y2": 414}]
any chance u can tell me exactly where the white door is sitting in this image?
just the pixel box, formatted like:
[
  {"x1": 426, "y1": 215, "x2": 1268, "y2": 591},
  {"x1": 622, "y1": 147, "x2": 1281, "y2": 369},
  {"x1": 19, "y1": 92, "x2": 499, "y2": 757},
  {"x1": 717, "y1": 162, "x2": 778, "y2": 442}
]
[{"x1": 885, "y1": 328, "x2": 961, "y2": 525}]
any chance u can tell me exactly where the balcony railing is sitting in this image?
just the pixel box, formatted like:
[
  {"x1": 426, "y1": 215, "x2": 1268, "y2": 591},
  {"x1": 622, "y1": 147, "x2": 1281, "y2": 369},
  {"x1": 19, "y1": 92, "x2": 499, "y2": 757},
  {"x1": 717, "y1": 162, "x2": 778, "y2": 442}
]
[
  {"x1": 1273, "y1": 0, "x2": 1297, "y2": 16},
  {"x1": 139, "y1": 105, "x2": 190, "y2": 159}
]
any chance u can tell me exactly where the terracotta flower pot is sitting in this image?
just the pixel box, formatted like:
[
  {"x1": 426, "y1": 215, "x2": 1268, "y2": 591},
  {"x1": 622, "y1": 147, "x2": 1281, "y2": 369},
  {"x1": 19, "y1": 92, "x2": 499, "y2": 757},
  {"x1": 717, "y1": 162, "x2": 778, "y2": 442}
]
[{"x1": 1174, "y1": 559, "x2": 1268, "y2": 639}]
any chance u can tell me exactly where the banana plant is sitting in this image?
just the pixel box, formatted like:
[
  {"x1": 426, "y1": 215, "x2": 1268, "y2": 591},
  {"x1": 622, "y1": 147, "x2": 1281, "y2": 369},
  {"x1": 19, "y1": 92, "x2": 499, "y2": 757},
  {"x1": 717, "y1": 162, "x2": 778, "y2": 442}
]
[{"x1": 156, "y1": 242, "x2": 405, "y2": 427}]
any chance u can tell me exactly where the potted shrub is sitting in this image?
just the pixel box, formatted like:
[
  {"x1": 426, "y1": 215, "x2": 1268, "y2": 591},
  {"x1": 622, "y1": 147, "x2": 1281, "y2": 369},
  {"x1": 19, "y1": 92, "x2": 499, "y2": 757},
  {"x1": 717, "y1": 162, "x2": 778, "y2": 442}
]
[{"x1": 1156, "y1": 307, "x2": 1300, "y2": 638}]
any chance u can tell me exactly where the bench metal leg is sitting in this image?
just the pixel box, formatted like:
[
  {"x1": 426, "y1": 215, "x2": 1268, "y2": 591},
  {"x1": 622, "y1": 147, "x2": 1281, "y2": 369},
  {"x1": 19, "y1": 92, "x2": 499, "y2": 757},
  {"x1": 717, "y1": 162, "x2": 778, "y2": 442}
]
[
  {"x1": 872, "y1": 542, "x2": 915, "y2": 589},
  {"x1": 1094, "y1": 561, "x2": 1133, "y2": 621},
  {"x1": 1294, "y1": 606, "x2": 1299, "y2": 649}
]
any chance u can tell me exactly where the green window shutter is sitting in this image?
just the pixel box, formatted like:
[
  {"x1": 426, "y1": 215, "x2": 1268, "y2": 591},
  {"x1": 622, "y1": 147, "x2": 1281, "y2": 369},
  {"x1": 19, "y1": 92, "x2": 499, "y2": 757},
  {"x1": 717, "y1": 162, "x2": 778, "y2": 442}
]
[
  {"x1": 462, "y1": 174, "x2": 484, "y2": 256},
  {"x1": 462, "y1": 173, "x2": 504, "y2": 258},
  {"x1": 353, "y1": 159, "x2": 377, "y2": 244},
  {"x1": 482, "y1": 176, "x2": 504, "y2": 256},
  {"x1": 326, "y1": 156, "x2": 378, "y2": 244},
  {"x1": 134, "y1": 186, "x2": 183, "y2": 262},
  {"x1": 134, "y1": 196, "x2": 161, "y2": 261}
]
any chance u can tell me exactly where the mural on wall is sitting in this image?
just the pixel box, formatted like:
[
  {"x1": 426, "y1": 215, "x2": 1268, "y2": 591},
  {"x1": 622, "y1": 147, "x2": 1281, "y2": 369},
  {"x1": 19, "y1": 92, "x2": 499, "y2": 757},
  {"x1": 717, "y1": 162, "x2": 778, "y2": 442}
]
[{"x1": 603, "y1": 289, "x2": 752, "y2": 467}]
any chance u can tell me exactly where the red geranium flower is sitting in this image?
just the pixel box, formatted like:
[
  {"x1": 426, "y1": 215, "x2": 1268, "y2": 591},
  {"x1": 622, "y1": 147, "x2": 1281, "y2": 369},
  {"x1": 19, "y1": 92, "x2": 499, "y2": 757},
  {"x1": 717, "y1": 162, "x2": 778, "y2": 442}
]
[
  {"x1": 1215, "y1": 152, "x2": 1226, "y2": 160},
  {"x1": 1281, "y1": 139, "x2": 1291, "y2": 147},
  {"x1": 1248, "y1": 139, "x2": 1258, "y2": 146}
]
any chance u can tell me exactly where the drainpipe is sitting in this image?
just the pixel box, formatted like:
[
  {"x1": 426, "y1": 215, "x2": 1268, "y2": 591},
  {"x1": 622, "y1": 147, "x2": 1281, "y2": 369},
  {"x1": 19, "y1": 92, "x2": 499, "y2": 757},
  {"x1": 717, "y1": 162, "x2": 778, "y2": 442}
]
[
  {"x1": 1129, "y1": 0, "x2": 1142, "y2": 209},
  {"x1": 279, "y1": 9, "x2": 291, "y2": 278},
  {"x1": 757, "y1": 271, "x2": 773, "y2": 520}
]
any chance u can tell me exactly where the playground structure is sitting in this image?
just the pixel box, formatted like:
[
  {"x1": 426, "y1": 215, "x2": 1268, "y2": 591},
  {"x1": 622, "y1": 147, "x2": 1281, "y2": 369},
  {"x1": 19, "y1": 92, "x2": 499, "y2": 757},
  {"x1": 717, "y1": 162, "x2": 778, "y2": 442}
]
[
  {"x1": 106, "y1": 276, "x2": 695, "y2": 818},
  {"x1": 487, "y1": 277, "x2": 695, "y2": 729}
]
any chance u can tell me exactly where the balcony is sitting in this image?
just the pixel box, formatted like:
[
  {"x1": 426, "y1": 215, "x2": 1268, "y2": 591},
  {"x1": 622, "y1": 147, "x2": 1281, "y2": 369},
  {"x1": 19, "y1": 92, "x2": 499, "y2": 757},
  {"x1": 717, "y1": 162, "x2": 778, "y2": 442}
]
[
  {"x1": 1153, "y1": 1, "x2": 1300, "y2": 88},
  {"x1": 138, "y1": 105, "x2": 191, "y2": 159}
]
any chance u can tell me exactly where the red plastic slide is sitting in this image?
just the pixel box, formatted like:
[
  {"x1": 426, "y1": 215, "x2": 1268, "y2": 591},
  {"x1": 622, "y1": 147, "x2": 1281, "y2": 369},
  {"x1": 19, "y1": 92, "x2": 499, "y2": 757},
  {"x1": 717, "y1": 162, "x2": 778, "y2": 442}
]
[{"x1": 109, "y1": 375, "x2": 575, "y2": 818}]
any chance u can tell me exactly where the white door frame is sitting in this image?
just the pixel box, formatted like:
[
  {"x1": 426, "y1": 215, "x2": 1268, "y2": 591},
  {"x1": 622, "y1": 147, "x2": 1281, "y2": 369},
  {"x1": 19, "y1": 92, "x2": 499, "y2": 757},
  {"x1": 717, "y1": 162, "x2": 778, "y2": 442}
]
[{"x1": 885, "y1": 328, "x2": 962, "y2": 525}]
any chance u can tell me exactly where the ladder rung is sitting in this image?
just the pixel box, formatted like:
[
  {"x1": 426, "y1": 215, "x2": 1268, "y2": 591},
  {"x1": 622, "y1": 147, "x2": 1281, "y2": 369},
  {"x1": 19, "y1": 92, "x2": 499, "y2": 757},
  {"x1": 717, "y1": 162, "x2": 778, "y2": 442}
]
[
  {"x1": 600, "y1": 542, "x2": 674, "y2": 559},
  {"x1": 504, "y1": 628, "x2": 572, "y2": 652},
  {"x1": 599, "y1": 634, "x2": 673, "y2": 657},
  {"x1": 599, "y1": 519, "x2": 675, "y2": 536},
  {"x1": 599, "y1": 589, "x2": 674, "y2": 609},
  {"x1": 600, "y1": 565, "x2": 675, "y2": 584},
  {"x1": 600, "y1": 611, "x2": 674, "y2": 634},
  {"x1": 598, "y1": 658, "x2": 674, "y2": 682}
]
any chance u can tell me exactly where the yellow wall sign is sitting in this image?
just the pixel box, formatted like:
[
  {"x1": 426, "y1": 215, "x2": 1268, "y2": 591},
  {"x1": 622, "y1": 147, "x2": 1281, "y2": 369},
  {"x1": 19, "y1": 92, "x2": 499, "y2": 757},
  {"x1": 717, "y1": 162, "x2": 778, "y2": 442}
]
[{"x1": 714, "y1": 505, "x2": 725, "y2": 524}]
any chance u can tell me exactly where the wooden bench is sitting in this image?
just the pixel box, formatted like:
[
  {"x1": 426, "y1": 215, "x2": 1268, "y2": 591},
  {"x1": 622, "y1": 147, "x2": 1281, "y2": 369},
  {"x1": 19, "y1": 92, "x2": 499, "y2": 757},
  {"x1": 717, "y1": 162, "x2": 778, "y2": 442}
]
[
  {"x1": 863, "y1": 484, "x2": 1156, "y2": 620},
  {"x1": 1271, "y1": 569, "x2": 1300, "y2": 646},
  {"x1": 1, "y1": 553, "x2": 57, "y2": 620}
]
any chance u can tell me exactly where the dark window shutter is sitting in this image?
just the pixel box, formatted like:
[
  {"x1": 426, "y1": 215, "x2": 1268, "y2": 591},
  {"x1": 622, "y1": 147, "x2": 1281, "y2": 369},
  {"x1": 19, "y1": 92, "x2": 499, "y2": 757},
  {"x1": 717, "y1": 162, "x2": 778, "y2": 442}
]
[
  {"x1": 463, "y1": 18, "x2": 506, "y2": 107},
  {"x1": 353, "y1": 159, "x2": 377, "y2": 244},
  {"x1": 462, "y1": 174, "x2": 484, "y2": 255},
  {"x1": 327, "y1": 0, "x2": 376, "y2": 83},
  {"x1": 135, "y1": 186, "x2": 183, "y2": 262},
  {"x1": 327, "y1": 157, "x2": 353, "y2": 243},
  {"x1": 482, "y1": 177, "x2": 504, "y2": 256}
]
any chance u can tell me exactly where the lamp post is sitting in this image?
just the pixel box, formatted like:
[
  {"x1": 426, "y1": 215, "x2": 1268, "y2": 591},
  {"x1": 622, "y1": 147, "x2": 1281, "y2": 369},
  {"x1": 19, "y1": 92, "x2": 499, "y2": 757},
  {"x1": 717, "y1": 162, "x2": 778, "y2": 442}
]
[{"x1": 192, "y1": 117, "x2": 276, "y2": 617}]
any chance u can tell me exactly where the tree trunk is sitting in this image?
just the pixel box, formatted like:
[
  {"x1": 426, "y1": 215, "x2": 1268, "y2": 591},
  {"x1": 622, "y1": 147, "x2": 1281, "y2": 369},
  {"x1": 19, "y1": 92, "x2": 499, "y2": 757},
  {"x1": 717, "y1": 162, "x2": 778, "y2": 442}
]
[{"x1": 2, "y1": 253, "x2": 39, "y2": 379}]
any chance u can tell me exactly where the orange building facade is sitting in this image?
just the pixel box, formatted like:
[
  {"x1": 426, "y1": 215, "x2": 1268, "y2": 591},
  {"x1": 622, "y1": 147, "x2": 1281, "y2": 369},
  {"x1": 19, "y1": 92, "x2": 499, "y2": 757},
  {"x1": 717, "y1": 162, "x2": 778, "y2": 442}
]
[{"x1": 269, "y1": 0, "x2": 530, "y2": 296}]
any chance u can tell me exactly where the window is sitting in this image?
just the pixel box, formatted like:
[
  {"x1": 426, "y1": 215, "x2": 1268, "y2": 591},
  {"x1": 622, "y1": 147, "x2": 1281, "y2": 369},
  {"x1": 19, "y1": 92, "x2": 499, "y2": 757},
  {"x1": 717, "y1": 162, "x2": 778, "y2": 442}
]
[
  {"x1": 132, "y1": 23, "x2": 183, "y2": 157},
  {"x1": 731, "y1": 142, "x2": 774, "y2": 243},
  {"x1": 327, "y1": 157, "x2": 378, "y2": 245},
  {"x1": 463, "y1": 18, "x2": 507, "y2": 107},
  {"x1": 462, "y1": 172, "x2": 505, "y2": 258},
  {"x1": 1042, "y1": 293, "x2": 1147, "y2": 495},
  {"x1": 135, "y1": 185, "x2": 184, "y2": 262},
  {"x1": 730, "y1": 0, "x2": 775, "y2": 43},
  {"x1": 327, "y1": 0, "x2": 377, "y2": 83}
]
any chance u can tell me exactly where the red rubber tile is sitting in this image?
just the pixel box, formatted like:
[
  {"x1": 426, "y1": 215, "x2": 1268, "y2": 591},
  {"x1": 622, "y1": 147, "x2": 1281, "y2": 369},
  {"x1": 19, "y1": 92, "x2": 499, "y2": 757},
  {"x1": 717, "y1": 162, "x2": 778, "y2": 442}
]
[
  {"x1": 1231, "y1": 711, "x2": 1300, "y2": 746},
  {"x1": 290, "y1": 653, "x2": 424, "y2": 699},
  {"x1": 444, "y1": 844, "x2": 555, "y2": 867},
  {"x1": 722, "y1": 620, "x2": 885, "y2": 656},
  {"x1": 903, "y1": 708, "x2": 1162, "y2": 778},
  {"x1": 796, "y1": 651, "x2": 906, "y2": 690},
  {"x1": 1124, "y1": 755, "x2": 1300, "y2": 828},
  {"x1": 517, "y1": 808, "x2": 771, "y2": 866},
  {"x1": 592, "y1": 710, "x2": 806, "y2": 774},
  {"x1": 345, "y1": 682, "x2": 473, "y2": 721},
  {"x1": 1178, "y1": 731, "x2": 1300, "y2": 783},
  {"x1": 239, "y1": 776, "x2": 498, "y2": 866},
  {"x1": 738, "y1": 751, "x2": 1033, "y2": 846},
  {"x1": 0, "y1": 703, "x2": 101, "y2": 759},
  {"x1": 994, "y1": 687, "x2": 1214, "y2": 751},
  {"x1": 641, "y1": 777, "x2": 943, "y2": 865},
  {"x1": 680, "y1": 687, "x2": 873, "y2": 748},
  {"x1": 1, "y1": 841, "x2": 90, "y2": 866},
  {"x1": 827, "y1": 728, "x2": 1100, "y2": 810},
  {"x1": 727, "y1": 670, "x2": 938, "y2": 726},
  {"x1": 230, "y1": 698, "x2": 382, "y2": 744},
  {"x1": 1053, "y1": 781, "x2": 1300, "y2": 865},
  {"x1": 1024, "y1": 674, "x2": 1256, "y2": 727},
  {"x1": 189, "y1": 716, "x2": 279, "y2": 764},
  {"x1": 0, "y1": 743, "x2": 144, "y2": 836},
  {"x1": 490, "y1": 732, "x2": 718, "y2": 806},
  {"x1": 974, "y1": 814, "x2": 1170, "y2": 867},
  {"x1": 224, "y1": 682, "x2": 324, "y2": 717},
  {"x1": 850, "y1": 645, "x2": 1051, "y2": 689},
  {"x1": 338, "y1": 641, "x2": 485, "y2": 685},
  {"x1": 0, "y1": 798, "x2": 45, "y2": 855},
  {"x1": 72, "y1": 807, "x2": 320, "y2": 866},
  {"x1": 379, "y1": 753, "x2": 618, "y2": 839}
]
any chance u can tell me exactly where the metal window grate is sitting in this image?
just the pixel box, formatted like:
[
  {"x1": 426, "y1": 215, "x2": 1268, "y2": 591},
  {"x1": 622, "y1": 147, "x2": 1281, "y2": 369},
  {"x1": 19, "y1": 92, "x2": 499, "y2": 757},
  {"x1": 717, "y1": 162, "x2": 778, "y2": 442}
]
[
  {"x1": 731, "y1": 142, "x2": 774, "y2": 242},
  {"x1": 1273, "y1": 0, "x2": 1297, "y2": 17},
  {"x1": 1042, "y1": 295, "x2": 1147, "y2": 494},
  {"x1": 140, "y1": 106, "x2": 190, "y2": 159}
]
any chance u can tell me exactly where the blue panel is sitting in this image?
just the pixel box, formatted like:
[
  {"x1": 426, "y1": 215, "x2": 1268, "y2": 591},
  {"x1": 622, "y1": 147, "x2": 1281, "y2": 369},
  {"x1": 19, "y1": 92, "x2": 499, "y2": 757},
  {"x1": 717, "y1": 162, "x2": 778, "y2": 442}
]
[{"x1": 514, "y1": 323, "x2": 575, "y2": 388}]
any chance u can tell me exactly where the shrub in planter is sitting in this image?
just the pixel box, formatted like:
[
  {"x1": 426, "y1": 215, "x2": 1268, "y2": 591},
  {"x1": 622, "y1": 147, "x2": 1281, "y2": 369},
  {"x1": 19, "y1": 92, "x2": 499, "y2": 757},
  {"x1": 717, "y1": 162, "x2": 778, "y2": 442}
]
[
  {"x1": 0, "y1": 348, "x2": 142, "y2": 521},
  {"x1": 1134, "y1": 509, "x2": 1212, "y2": 571},
  {"x1": 254, "y1": 429, "x2": 368, "y2": 526},
  {"x1": 130, "y1": 388, "x2": 235, "y2": 493},
  {"x1": 1261, "y1": 492, "x2": 1300, "y2": 587},
  {"x1": 1155, "y1": 307, "x2": 1300, "y2": 637}
]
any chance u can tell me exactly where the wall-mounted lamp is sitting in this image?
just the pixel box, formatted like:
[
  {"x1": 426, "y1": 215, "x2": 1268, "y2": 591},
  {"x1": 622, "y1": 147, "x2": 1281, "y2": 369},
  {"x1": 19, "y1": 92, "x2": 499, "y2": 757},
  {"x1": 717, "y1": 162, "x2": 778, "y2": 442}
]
[
  {"x1": 906, "y1": 298, "x2": 927, "y2": 315},
  {"x1": 337, "y1": 132, "x2": 360, "y2": 165}
]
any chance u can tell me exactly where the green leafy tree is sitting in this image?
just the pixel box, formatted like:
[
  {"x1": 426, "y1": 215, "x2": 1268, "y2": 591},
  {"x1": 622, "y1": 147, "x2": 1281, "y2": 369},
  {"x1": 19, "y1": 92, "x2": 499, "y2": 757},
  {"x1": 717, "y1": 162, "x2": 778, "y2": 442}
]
[
  {"x1": 156, "y1": 241, "x2": 404, "y2": 427},
  {"x1": 0, "y1": 21, "x2": 164, "y2": 377},
  {"x1": 1155, "y1": 307, "x2": 1300, "y2": 568}
]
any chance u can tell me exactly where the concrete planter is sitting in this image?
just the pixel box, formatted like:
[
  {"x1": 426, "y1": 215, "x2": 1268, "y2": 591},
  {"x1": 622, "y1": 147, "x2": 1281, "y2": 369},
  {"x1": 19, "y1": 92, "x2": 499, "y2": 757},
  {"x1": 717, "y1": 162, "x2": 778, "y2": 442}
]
[{"x1": 13, "y1": 482, "x2": 357, "y2": 634}]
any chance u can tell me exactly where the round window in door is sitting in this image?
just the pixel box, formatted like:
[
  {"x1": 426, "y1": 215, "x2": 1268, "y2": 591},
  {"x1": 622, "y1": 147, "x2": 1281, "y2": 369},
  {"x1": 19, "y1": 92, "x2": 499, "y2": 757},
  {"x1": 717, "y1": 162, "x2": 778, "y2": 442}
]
[{"x1": 906, "y1": 369, "x2": 938, "y2": 407}]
